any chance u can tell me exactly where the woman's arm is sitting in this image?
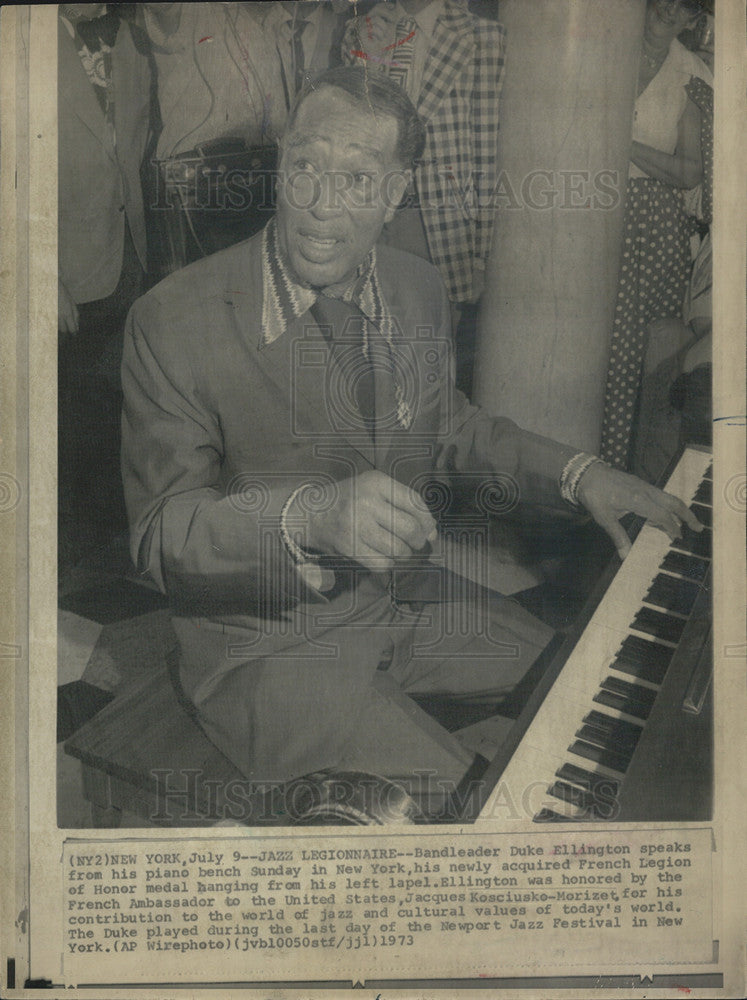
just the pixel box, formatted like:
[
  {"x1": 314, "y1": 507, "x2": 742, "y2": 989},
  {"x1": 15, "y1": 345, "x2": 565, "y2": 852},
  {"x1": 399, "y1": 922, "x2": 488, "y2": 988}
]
[{"x1": 631, "y1": 96, "x2": 703, "y2": 188}]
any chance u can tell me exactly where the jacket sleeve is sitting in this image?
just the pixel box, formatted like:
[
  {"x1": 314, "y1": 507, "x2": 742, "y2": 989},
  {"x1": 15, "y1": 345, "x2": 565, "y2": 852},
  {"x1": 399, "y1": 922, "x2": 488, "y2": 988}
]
[
  {"x1": 470, "y1": 21, "x2": 506, "y2": 278},
  {"x1": 429, "y1": 281, "x2": 579, "y2": 511},
  {"x1": 121, "y1": 292, "x2": 328, "y2": 618}
]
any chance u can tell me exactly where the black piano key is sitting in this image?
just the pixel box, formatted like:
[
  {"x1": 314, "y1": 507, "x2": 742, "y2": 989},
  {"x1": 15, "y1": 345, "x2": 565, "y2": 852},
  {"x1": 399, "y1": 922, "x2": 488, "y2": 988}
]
[
  {"x1": 568, "y1": 739, "x2": 629, "y2": 774},
  {"x1": 616, "y1": 634, "x2": 673, "y2": 671},
  {"x1": 660, "y1": 550, "x2": 708, "y2": 582},
  {"x1": 576, "y1": 720, "x2": 618, "y2": 747},
  {"x1": 554, "y1": 764, "x2": 621, "y2": 819},
  {"x1": 652, "y1": 570, "x2": 700, "y2": 598},
  {"x1": 645, "y1": 573, "x2": 701, "y2": 616},
  {"x1": 548, "y1": 781, "x2": 595, "y2": 811},
  {"x1": 556, "y1": 762, "x2": 621, "y2": 798},
  {"x1": 631, "y1": 606, "x2": 686, "y2": 644},
  {"x1": 690, "y1": 502, "x2": 712, "y2": 527},
  {"x1": 594, "y1": 691, "x2": 636, "y2": 719},
  {"x1": 693, "y1": 480, "x2": 712, "y2": 504},
  {"x1": 672, "y1": 523, "x2": 711, "y2": 559},
  {"x1": 579, "y1": 715, "x2": 642, "y2": 756},
  {"x1": 613, "y1": 657, "x2": 668, "y2": 685},
  {"x1": 585, "y1": 709, "x2": 644, "y2": 744},
  {"x1": 575, "y1": 723, "x2": 637, "y2": 763},
  {"x1": 600, "y1": 675, "x2": 658, "y2": 704},
  {"x1": 610, "y1": 635, "x2": 675, "y2": 684},
  {"x1": 594, "y1": 678, "x2": 656, "y2": 720}
]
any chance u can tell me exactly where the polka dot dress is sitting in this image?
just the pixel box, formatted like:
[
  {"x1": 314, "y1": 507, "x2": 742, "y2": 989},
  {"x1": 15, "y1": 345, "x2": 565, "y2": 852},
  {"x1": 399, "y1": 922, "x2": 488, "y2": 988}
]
[
  {"x1": 686, "y1": 76, "x2": 713, "y2": 227},
  {"x1": 600, "y1": 177, "x2": 691, "y2": 470}
]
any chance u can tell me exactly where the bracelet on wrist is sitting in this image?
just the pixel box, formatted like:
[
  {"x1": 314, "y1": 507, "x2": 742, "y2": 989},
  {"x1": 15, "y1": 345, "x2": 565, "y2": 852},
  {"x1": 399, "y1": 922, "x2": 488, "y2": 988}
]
[
  {"x1": 280, "y1": 486, "x2": 321, "y2": 565},
  {"x1": 559, "y1": 452, "x2": 607, "y2": 509}
]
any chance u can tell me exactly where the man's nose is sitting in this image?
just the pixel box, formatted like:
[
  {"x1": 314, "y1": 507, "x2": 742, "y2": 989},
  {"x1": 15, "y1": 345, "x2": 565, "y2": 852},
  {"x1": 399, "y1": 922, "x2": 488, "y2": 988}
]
[{"x1": 309, "y1": 171, "x2": 349, "y2": 219}]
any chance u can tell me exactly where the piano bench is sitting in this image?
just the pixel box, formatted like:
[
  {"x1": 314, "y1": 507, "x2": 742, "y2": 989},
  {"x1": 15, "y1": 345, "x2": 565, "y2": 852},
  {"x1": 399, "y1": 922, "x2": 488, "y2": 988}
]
[{"x1": 64, "y1": 657, "x2": 248, "y2": 828}]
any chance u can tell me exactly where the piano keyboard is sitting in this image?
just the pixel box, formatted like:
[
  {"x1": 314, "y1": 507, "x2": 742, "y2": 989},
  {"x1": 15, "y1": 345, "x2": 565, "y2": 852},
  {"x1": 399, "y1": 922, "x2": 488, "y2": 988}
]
[{"x1": 475, "y1": 446, "x2": 713, "y2": 825}]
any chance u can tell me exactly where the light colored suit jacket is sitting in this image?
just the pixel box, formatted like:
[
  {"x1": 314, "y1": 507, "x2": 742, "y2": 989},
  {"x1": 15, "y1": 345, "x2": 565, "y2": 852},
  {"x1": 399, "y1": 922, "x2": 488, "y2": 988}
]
[
  {"x1": 260, "y1": 1, "x2": 346, "y2": 113},
  {"x1": 121, "y1": 232, "x2": 576, "y2": 778},
  {"x1": 58, "y1": 16, "x2": 151, "y2": 304}
]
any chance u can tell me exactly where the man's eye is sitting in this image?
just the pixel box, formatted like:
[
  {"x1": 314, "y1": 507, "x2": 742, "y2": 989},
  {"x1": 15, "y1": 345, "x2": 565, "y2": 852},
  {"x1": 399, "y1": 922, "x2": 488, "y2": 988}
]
[{"x1": 294, "y1": 159, "x2": 315, "y2": 172}]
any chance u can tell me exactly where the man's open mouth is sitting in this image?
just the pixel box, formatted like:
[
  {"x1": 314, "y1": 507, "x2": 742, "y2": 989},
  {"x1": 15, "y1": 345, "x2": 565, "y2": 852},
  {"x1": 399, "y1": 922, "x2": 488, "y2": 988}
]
[
  {"x1": 297, "y1": 231, "x2": 345, "y2": 261},
  {"x1": 304, "y1": 235, "x2": 338, "y2": 247}
]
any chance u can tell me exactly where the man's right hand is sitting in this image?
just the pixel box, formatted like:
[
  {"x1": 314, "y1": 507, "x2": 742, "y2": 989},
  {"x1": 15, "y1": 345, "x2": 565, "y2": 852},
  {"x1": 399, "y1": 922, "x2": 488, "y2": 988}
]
[
  {"x1": 58, "y1": 278, "x2": 79, "y2": 335},
  {"x1": 301, "y1": 470, "x2": 437, "y2": 572}
]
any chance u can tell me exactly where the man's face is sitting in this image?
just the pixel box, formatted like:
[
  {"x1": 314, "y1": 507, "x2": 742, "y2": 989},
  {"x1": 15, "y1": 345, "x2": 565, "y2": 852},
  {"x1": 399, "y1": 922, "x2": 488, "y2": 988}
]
[{"x1": 276, "y1": 88, "x2": 409, "y2": 289}]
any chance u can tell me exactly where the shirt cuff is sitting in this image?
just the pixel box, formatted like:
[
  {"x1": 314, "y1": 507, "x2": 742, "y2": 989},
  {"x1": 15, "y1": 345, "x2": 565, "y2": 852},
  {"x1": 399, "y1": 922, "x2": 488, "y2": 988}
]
[
  {"x1": 559, "y1": 452, "x2": 607, "y2": 510},
  {"x1": 280, "y1": 486, "x2": 335, "y2": 593}
]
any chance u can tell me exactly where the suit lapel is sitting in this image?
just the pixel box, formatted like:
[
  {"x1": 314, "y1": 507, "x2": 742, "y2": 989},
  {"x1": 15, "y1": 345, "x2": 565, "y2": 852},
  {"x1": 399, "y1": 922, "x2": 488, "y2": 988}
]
[
  {"x1": 224, "y1": 248, "x2": 376, "y2": 470},
  {"x1": 111, "y1": 20, "x2": 145, "y2": 157},
  {"x1": 416, "y1": 4, "x2": 474, "y2": 123},
  {"x1": 371, "y1": 325, "x2": 441, "y2": 480},
  {"x1": 58, "y1": 18, "x2": 114, "y2": 162},
  {"x1": 370, "y1": 325, "x2": 402, "y2": 471}
]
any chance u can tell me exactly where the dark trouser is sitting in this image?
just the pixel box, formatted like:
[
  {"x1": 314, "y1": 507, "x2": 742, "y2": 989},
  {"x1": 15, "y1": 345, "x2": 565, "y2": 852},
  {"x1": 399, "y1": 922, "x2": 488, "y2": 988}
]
[
  {"x1": 58, "y1": 227, "x2": 143, "y2": 571},
  {"x1": 176, "y1": 586, "x2": 553, "y2": 821}
]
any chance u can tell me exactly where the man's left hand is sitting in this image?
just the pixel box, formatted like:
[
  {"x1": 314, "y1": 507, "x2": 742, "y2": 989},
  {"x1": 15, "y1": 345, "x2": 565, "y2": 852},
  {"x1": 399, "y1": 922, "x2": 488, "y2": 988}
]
[{"x1": 577, "y1": 462, "x2": 704, "y2": 561}]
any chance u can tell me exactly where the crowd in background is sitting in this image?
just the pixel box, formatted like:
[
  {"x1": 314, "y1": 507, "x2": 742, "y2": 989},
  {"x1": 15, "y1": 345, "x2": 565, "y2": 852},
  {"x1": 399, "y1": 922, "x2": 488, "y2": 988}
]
[{"x1": 57, "y1": 0, "x2": 715, "y2": 572}]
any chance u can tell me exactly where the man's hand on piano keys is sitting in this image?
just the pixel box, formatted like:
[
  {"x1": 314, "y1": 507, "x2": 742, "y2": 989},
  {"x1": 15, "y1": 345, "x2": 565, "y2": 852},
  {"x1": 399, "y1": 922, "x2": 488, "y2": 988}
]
[{"x1": 576, "y1": 463, "x2": 705, "y2": 561}]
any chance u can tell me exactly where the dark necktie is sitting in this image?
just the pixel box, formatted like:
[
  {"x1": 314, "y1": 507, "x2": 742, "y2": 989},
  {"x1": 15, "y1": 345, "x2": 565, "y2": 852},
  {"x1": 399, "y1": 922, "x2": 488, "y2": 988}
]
[
  {"x1": 309, "y1": 295, "x2": 378, "y2": 443},
  {"x1": 75, "y1": 8, "x2": 121, "y2": 53},
  {"x1": 290, "y1": 16, "x2": 309, "y2": 95}
]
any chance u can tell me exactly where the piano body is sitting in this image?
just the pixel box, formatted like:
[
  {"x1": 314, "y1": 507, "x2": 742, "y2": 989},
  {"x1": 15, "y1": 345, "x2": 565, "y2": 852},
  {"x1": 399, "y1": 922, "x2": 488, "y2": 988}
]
[{"x1": 469, "y1": 445, "x2": 713, "y2": 825}]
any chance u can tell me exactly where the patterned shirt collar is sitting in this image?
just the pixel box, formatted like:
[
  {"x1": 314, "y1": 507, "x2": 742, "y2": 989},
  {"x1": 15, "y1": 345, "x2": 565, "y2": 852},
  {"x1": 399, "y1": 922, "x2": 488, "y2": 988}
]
[
  {"x1": 260, "y1": 218, "x2": 395, "y2": 347},
  {"x1": 394, "y1": 0, "x2": 442, "y2": 38}
]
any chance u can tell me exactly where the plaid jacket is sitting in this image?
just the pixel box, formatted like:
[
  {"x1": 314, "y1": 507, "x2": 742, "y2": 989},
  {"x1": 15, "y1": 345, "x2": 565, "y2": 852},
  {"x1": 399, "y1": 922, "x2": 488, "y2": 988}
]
[{"x1": 346, "y1": 2, "x2": 506, "y2": 303}]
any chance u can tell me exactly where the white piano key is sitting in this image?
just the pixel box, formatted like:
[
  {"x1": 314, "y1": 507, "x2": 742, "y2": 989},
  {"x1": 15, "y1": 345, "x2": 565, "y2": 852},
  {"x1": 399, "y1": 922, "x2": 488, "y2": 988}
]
[{"x1": 476, "y1": 447, "x2": 712, "y2": 824}]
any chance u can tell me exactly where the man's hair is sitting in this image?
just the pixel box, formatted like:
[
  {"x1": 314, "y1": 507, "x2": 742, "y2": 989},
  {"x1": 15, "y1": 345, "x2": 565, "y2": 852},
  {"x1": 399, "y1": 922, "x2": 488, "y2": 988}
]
[{"x1": 284, "y1": 67, "x2": 427, "y2": 169}]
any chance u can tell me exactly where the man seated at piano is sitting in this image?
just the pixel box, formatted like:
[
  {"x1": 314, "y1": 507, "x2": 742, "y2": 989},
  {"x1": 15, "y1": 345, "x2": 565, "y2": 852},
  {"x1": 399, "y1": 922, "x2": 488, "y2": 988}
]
[{"x1": 121, "y1": 67, "x2": 705, "y2": 823}]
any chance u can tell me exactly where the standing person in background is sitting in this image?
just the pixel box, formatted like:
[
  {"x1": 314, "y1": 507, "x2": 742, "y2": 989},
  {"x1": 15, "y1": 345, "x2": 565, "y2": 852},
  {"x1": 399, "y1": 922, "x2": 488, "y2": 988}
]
[
  {"x1": 58, "y1": 4, "x2": 152, "y2": 569},
  {"x1": 631, "y1": 17, "x2": 714, "y2": 483},
  {"x1": 143, "y1": 4, "x2": 286, "y2": 276},
  {"x1": 260, "y1": 1, "x2": 349, "y2": 114},
  {"x1": 143, "y1": 3, "x2": 286, "y2": 159},
  {"x1": 599, "y1": 0, "x2": 712, "y2": 472},
  {"x1": 343, "y1": 0, "x2": 506, "y2": 329}
]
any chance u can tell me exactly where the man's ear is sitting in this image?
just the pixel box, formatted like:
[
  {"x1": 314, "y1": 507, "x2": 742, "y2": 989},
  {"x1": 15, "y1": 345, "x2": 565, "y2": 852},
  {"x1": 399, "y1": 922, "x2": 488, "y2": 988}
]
[{"x1": 383, "y1": 167, "x2": 412, "y2": 224}]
